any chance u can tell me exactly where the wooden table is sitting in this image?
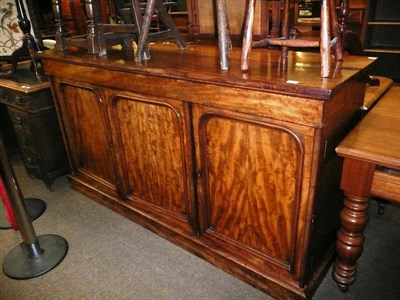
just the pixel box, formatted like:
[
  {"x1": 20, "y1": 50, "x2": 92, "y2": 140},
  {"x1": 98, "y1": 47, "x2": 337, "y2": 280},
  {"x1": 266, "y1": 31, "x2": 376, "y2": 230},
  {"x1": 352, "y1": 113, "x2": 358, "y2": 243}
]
[
  {"x1": 333, "y1": 86, "x2": 400, "y2": 291},
  {"x1": 362, "y1": 76, "x2": 393, "y2": 112}
]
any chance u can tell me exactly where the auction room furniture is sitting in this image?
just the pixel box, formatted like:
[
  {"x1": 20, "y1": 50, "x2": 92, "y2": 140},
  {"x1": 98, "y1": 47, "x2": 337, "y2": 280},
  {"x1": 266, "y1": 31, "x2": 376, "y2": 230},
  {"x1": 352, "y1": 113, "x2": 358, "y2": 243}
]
[
  {"x1": 40, "y1": 44, "x2": 374, "y2": 299},
  {"x1": 52, "y1": 0, "x2": 186, "y2": 62},
  {"x1": 333, "y1": 86, "x2": 400, "y2": 291},
  {"x1": 360, "y1": 0, "x2": 400, "y2": 80},
  {"x1": 361, "y1": 76, "x2": 392, "y2": 113},
  {"x1": 241, "y1": 0, "x2": 342, "y2": 77},
  {"x1": 0, "y1": 67, "x2": 69, "y2": 188}
]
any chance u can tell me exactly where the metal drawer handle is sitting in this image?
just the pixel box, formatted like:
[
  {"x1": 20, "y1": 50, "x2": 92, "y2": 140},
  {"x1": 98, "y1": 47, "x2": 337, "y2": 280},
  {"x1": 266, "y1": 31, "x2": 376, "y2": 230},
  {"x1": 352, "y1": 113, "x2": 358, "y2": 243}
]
[
  {"x1": 14, "y1": 96, "x2": 27, "y2": 105},
  {"x1": 25, "y1": 157, "x2": 38, "y2": 168}
]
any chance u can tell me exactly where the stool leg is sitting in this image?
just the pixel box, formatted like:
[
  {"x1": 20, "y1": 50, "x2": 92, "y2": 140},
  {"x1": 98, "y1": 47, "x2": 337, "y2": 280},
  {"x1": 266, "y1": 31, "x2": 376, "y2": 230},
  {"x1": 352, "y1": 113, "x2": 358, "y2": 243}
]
[
  {"x1": 130, "y1": 0, "x2": 151, "y2": 60},
  {"x1": 320, "y1": 0, "x2": 331, "y2": 77},
  {"x1": 216, "y1": 0, "x2": 231, "y2": 70},
  {"x1": 270, "y1": 2, "x2": 281, "y2": 38},
  {"x1": 86, "y1": 0, "x2": 100, "y2": 55},
  {"x1": 136, "y1": 0, "x2": 156, "y2": 62},
  {"x1": 154, "y1": 0, "x2": 186, "y2": 49},
  {"x1": 329, "y1": 0, "x2": 343, "y2": 61},
  {"x1": 52, "y1": 0, "x2": 68, "y2": 52},
  {"x1": 241, "y1": 0, "x2": 256, "y2": 71}
]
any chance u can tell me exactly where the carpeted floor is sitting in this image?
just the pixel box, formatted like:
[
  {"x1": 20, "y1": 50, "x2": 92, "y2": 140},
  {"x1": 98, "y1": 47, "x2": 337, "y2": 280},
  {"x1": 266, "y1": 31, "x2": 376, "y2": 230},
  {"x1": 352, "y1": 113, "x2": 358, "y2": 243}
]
[{"x1": 1, "y1": 154, "x2": 399, "y2": 300}]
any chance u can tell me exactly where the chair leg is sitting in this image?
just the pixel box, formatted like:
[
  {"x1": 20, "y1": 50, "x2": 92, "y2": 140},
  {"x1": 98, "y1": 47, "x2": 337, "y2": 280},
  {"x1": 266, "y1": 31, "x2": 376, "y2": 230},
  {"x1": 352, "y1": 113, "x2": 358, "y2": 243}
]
[
  {"x1": 320, "y1": 0, "x2": 331, "y2": 77},
  {"x1": 241, "y1": 0, "x2": 256, "y2": 71},
  {"x1": 281, "y1": 0, "x2": 290, "y2": 59},
  {"x1": 130, "y1": 0, "x2": 151, "y2": 60},
  {"x1": 52, "y1": 0, "x2": 68, "y2": 52},
  {"x1": 216, "y1": 0, "x2": 231, "y2": 70},
  {"x1": 136, "y1": 0, "x2": 156, "y2": 62},
  {"x1": 136, "y1": 0, "x2": 186, "y2": 62},
  {"x1": 329, "y1": 0, "x2": 343, "y2": 61},
  {"x1": 270, "y1": 1, "x2": 281, "y2": 38},
  {"x1": 86, "y1": 0, "x2": 100, "y2": 55},
  {"x1": 338, "y1": 0, "x2": 350, "y2": 54},
  {"x1": 154, "y1": 0, "x2": 186, "y2": 49}
]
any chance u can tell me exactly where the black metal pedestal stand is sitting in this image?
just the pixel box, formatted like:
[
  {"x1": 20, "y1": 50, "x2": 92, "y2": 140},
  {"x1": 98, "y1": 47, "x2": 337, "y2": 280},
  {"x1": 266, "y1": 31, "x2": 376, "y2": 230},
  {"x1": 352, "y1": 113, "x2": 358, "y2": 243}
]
[
  {"x1": 0, "y1": 197, "x2": 46, "y2": 229},
  {"x1": 0, "y1": 133, "x2": 68, "y2": 279}
]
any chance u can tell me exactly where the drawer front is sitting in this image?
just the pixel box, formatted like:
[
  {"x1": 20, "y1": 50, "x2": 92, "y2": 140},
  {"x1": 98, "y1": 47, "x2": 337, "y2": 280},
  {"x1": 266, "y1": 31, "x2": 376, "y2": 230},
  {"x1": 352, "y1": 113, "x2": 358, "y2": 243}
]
[
  {"x1": 7, "y1": 108, "x2": 41, "y2": 159},
  {"x1": 20, "y1": 151, "x2": 41, "y2": 174},
  {"x1": 0, "y1": 89, "x2": 30, "y2": 106},
  {"x1": 14, "y1": 129, "x2": 35, "y2": 152},
  {"x1": 7, "y1": 108, "x2": 31, "y2": 132},
  {"x1": 0, "y1": 88, "x2": 53, "y2": 110}
]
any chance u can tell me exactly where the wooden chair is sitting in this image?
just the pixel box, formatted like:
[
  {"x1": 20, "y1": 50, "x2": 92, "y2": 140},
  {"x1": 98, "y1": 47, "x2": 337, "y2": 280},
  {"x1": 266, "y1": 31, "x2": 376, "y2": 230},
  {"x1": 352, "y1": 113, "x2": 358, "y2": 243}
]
[{"x1": 241, "y1": 0, "x2": 343, "y2": 77}]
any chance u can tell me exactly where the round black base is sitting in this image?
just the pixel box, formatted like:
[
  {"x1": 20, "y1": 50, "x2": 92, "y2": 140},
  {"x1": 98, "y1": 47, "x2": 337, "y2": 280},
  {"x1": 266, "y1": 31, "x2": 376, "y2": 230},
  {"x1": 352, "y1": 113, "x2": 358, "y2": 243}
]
[
  {"x1": 2, "y1": 234, "x2": 68, "y2": 279},
  {"x1": 0, "y1": 198, "x2": 46, "y2": 229}
]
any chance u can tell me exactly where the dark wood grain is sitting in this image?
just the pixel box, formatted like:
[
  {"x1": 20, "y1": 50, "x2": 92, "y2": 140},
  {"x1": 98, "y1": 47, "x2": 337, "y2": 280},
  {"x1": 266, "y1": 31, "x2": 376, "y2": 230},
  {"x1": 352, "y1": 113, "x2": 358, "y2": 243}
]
[{"x1": 0, "y1": 69, "x2": 69, "y2": 188}]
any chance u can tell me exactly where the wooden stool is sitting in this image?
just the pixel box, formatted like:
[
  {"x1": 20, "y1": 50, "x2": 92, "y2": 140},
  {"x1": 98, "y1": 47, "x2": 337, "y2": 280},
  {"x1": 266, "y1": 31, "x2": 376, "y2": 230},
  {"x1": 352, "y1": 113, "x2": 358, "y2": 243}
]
[
  {"x1": 53, "y1": 0, "x2": 143, "y2": 58},
  {"x1": 241, "y1": 0, "x2": 343, "y2": 77},
  {"x1": 53, "y1": 0, "x2": 185, "y2": 61}
]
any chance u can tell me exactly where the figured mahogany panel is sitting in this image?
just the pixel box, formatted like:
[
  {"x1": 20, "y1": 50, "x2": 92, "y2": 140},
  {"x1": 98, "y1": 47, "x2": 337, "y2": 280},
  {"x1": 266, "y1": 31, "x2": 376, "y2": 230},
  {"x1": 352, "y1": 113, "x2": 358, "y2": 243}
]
[
  {"x1": 197, "y1": 112, "x2": 304, "y2": 267},
  {"x1": 59, "y1": 83, "x2": 116, "y2": 186},
  {"x1": 111, "y1": 95, "x2": 190, "y2": 217}
]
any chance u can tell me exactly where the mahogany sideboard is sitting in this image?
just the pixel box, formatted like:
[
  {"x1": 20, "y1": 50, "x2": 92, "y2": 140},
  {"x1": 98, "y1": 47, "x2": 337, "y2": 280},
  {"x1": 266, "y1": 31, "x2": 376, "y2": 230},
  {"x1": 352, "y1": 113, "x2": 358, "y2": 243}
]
[
  {"x1": 39, "y1": 45, "x2": 375, "y2": 299},
  {"x1": 0, "y1": 67, "x2": 69, "y2": 188}
]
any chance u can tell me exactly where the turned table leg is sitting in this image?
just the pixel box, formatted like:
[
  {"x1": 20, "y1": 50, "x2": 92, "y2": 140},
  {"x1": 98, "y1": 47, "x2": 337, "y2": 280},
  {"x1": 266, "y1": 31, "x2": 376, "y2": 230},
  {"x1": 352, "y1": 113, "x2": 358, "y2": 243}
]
[{"x1": 332, "y1": 158, "x2": 376, "y2": 291}]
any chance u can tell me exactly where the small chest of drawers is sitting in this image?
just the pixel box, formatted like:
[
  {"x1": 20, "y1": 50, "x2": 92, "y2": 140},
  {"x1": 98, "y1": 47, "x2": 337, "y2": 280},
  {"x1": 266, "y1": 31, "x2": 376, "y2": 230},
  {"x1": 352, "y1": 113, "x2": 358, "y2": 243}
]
[{"x1": 0, "y1": 68, "x2": 69, "y2": 188}]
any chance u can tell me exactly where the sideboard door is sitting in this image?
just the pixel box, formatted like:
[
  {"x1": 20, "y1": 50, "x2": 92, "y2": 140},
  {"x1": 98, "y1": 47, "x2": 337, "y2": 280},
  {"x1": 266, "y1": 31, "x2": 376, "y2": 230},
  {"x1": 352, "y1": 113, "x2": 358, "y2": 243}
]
[
  {"x1": 192, "y1": 104, "x2": 312, "y2": 281},
  {"x1": 56, "y1": 81, "x2": 118, "y2": 190},
  {"x1": 108, "y1": 91, "x2": 197, "y2": 233}
]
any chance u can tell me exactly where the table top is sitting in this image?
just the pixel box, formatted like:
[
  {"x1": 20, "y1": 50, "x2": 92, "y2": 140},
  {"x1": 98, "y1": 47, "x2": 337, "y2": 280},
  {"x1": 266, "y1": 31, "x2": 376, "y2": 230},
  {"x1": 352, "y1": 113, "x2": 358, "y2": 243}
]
[
  {"x1": 39, "y1": 43, "x2": 376, "y2": 100},
  {"x1": 336, "y1": 86, "x2": 400, "y2": 170},
  {"x1": 0, "y1": 63, "x2": 49, "y2": 93},
  {"x1": 362, "y1": 76, "x2": 393, "y2": 110}
]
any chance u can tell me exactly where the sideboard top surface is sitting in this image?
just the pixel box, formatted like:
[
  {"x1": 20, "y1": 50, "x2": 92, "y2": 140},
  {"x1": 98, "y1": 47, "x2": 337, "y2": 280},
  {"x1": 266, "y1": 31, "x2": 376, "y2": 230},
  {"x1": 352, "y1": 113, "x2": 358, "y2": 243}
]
[{"x1": 39, "y1": 44, "x2": 376, "y2": 100}]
